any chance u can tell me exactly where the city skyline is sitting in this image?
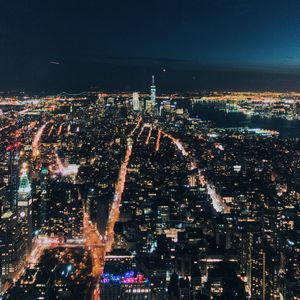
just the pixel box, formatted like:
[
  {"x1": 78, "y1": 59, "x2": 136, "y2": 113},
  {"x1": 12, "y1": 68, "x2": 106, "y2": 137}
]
[
  {"x1": 1, "y1": 1, "x2": 300, "y2": 300},
  {"x1": 0, "y1": 88, "x2": 299, "y2": 299}
]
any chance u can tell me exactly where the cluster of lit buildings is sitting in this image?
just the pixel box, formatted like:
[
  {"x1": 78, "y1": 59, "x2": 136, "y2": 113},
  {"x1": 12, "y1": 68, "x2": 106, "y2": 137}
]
[
  {"x1": 0, "y1": 149, "x2": 34, "y2": 293},
  {"x1": 0, "y1": 82, "x2": 299, "y2": 299},
  {"x1": 194, "y1": 91, "x2": 300, "y2": 120}
]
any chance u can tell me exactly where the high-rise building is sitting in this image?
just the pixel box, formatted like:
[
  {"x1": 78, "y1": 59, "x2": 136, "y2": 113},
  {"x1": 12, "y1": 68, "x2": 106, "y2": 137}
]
[
  {"x1": 139, "y1": 98, "x2": 145, "y2": 111},
  {"x1": 5, "y1": 143, "x2": 21, "y2": 212},
  {"x1": 132, "y1": 92, "x2": 140, "y2": 111},
  {"x1": 0, "y1": 185, "x2": 6, "y2": 215},
  {"x1": 0, "y1": 210, "x2": 25, "y2": 282},
  {"x1": 63, "y1": 189, "x2": 83, "y2": 240},
  {"x1": 17, "y1": 166, "x2": 33, "y2": 254},
  {"x1": 251, "y1": 248, "x2": 266, "y2": 300},
  {"x1": 32, "y1": 166, "x2": 49, "y2": 233},
  {"x1": 150, "y1": 75, "x2": 156, "y2": 107},
  {"x1": 145, "y1": 100, "x2": 154, "y2": 112},
  {"x1": 251, "y1": 246, "x2": 279, "y2": 300},
  {"x1": 97, "y1": 93, "x2": 106, "y2": 116}
]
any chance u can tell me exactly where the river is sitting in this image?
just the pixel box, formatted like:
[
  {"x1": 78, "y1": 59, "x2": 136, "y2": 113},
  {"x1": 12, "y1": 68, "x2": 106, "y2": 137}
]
[{"x1": 177, "y1": 101, "x2": 300, "y2": 138}]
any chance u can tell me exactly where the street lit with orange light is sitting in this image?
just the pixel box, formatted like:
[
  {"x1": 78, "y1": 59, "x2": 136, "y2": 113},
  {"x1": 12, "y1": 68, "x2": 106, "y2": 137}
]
[
  {"x1": 83, "y1": 211, "x2": 105, "y2": 277},
  {"x1": 129, "y1": 116, "x2": 142, "y2": 137},
  {"x1": 2, "y1": 90, "x2": 299, "y2": 300},
  {"x1": 137, "y1": 124, "x2": 145, "y2": 138},
  {"x1": 57, "y1": 124, "x2": 63, "y2": 136},
  {"x1": 155, "y1": 128, "x2": 161, "y2": 151},
  {"x1": 145, "y1": 125, "x2": 152, "y2": 145},
  {"x1": 161, "y1": 130, "x2": 188, "y2": 156},
  {"x1": 32, "y1": 123, "x2": 47, "y2": 158},
  {"x1": 85, "y1": 121, "x2": 137, "y2": 299},
  {"x1": 105, "y1": 141, "x2": 133, "y2": 253}
]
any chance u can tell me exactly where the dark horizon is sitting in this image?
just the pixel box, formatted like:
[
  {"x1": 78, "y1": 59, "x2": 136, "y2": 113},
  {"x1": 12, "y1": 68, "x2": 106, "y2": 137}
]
[
  {"x1": 3, "y1": 64, "x2": 300, "y2": 95},
  {"x1": 2, "y1": 0, "x2": 300, "y2": 92}
]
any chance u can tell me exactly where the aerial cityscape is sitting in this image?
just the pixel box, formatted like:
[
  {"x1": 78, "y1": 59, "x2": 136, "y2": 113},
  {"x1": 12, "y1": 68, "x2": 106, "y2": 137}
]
[
  {"x1": 1, "y1": 1, "x2": 300, "y2": 300},
  {"x1": 0, "y1": 87, "x2": 299, "y2": 300}
]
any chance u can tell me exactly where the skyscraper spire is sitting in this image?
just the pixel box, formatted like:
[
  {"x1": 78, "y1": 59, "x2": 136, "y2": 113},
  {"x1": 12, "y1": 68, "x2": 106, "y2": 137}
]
[
  {"x1": 17, "y1": 162, "x2": 33, "y2": 255},
  {"x1": 18, "y1": 163, "x2": 31, "y2": 194},
  {"x1": 150, "y1": 75, "x2": 156, "y2": 109},
  {"x1": 18, "y1": 171, "x2": 31, "y2": 194}
]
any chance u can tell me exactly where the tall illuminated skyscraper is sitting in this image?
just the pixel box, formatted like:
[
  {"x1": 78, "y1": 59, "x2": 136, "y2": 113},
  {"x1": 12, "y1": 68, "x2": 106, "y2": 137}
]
[
  {"x1": 132, "y1": 92, "x2": 140, "y2": 111},
  {"x1": 18, "y1": 165, "x2": 33, "y2": 254},
  {"x1": 150, "y1": 75, "x2": 156, "y2": 107},
  {"x1": 5, "y1": 142, "x2": 21, "y2": 211},
  {"x1": 0, "y1": 210, "x2": 25, "y2": 282}
]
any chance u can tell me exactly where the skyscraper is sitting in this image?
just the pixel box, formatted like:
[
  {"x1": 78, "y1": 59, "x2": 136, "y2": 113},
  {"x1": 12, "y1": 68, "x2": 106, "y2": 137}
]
[
  {"x1": 150, "y1": 75, "x2": 156, "y2": 107},
  {"x1": 132, "y1": 92, "x2": 140, "y2": 111},
  {"x1": 18, "y1": 165, "x2": 33, "y2": 254},
  {"x1": 0, "y1": 210, "x2": 25, "y2": 283},
  {"x1": 5, "y1": 143, "x2": 21, "y2": 212}
]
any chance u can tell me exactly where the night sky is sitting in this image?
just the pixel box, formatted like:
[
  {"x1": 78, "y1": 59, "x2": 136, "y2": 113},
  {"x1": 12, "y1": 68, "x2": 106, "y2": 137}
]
[{"x1": 1, "y1": 0, "x2": 300, "y2": 92}]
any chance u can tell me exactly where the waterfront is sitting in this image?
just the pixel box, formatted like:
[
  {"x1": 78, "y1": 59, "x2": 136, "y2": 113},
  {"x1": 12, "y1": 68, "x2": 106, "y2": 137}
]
[{"x1": 182, "y1": 102, "x2": 300, "y2": 138}]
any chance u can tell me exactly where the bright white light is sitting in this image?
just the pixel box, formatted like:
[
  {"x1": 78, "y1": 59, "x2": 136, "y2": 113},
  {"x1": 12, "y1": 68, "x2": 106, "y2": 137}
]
[
  {"x1": 207, "y1": 185, "x2": 224, "y2": 213},
  {"x1": 62, "y1": 164, "x2": 79, "y2": 176}
]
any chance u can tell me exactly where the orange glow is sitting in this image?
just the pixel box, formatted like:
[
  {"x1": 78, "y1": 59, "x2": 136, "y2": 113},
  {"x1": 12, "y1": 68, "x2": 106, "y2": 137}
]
[
  {"x1": 138, "y1": 125, "x2": 145, "y2": 138},
  {"x1": 48, "y1": 125, "x2": 54, "y2": 137},
  {"x1": 105, "y1": 144, "x2": 133, "y2": 252},
  {"x1": 145, "y1": 126, "x2": 152, "y2": 145},
  {"x1": 155, "y1": 129, "x2": 161, "y2": 151},
  {"x1": 87, "y1": 118, "x2": 139, "y2": 299},
  {"x1": 32, "y1": 124, "x2": 47, "y2": 158},
  {"x1": 57, "y1": 124, "x2": 63, "y2": 136},
  {"x1": 161, "y1": 130, "x2": 188, "y2": 156},
  {"x1": 129, "y1": 116, "x2": 142, "y2": 136}
]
